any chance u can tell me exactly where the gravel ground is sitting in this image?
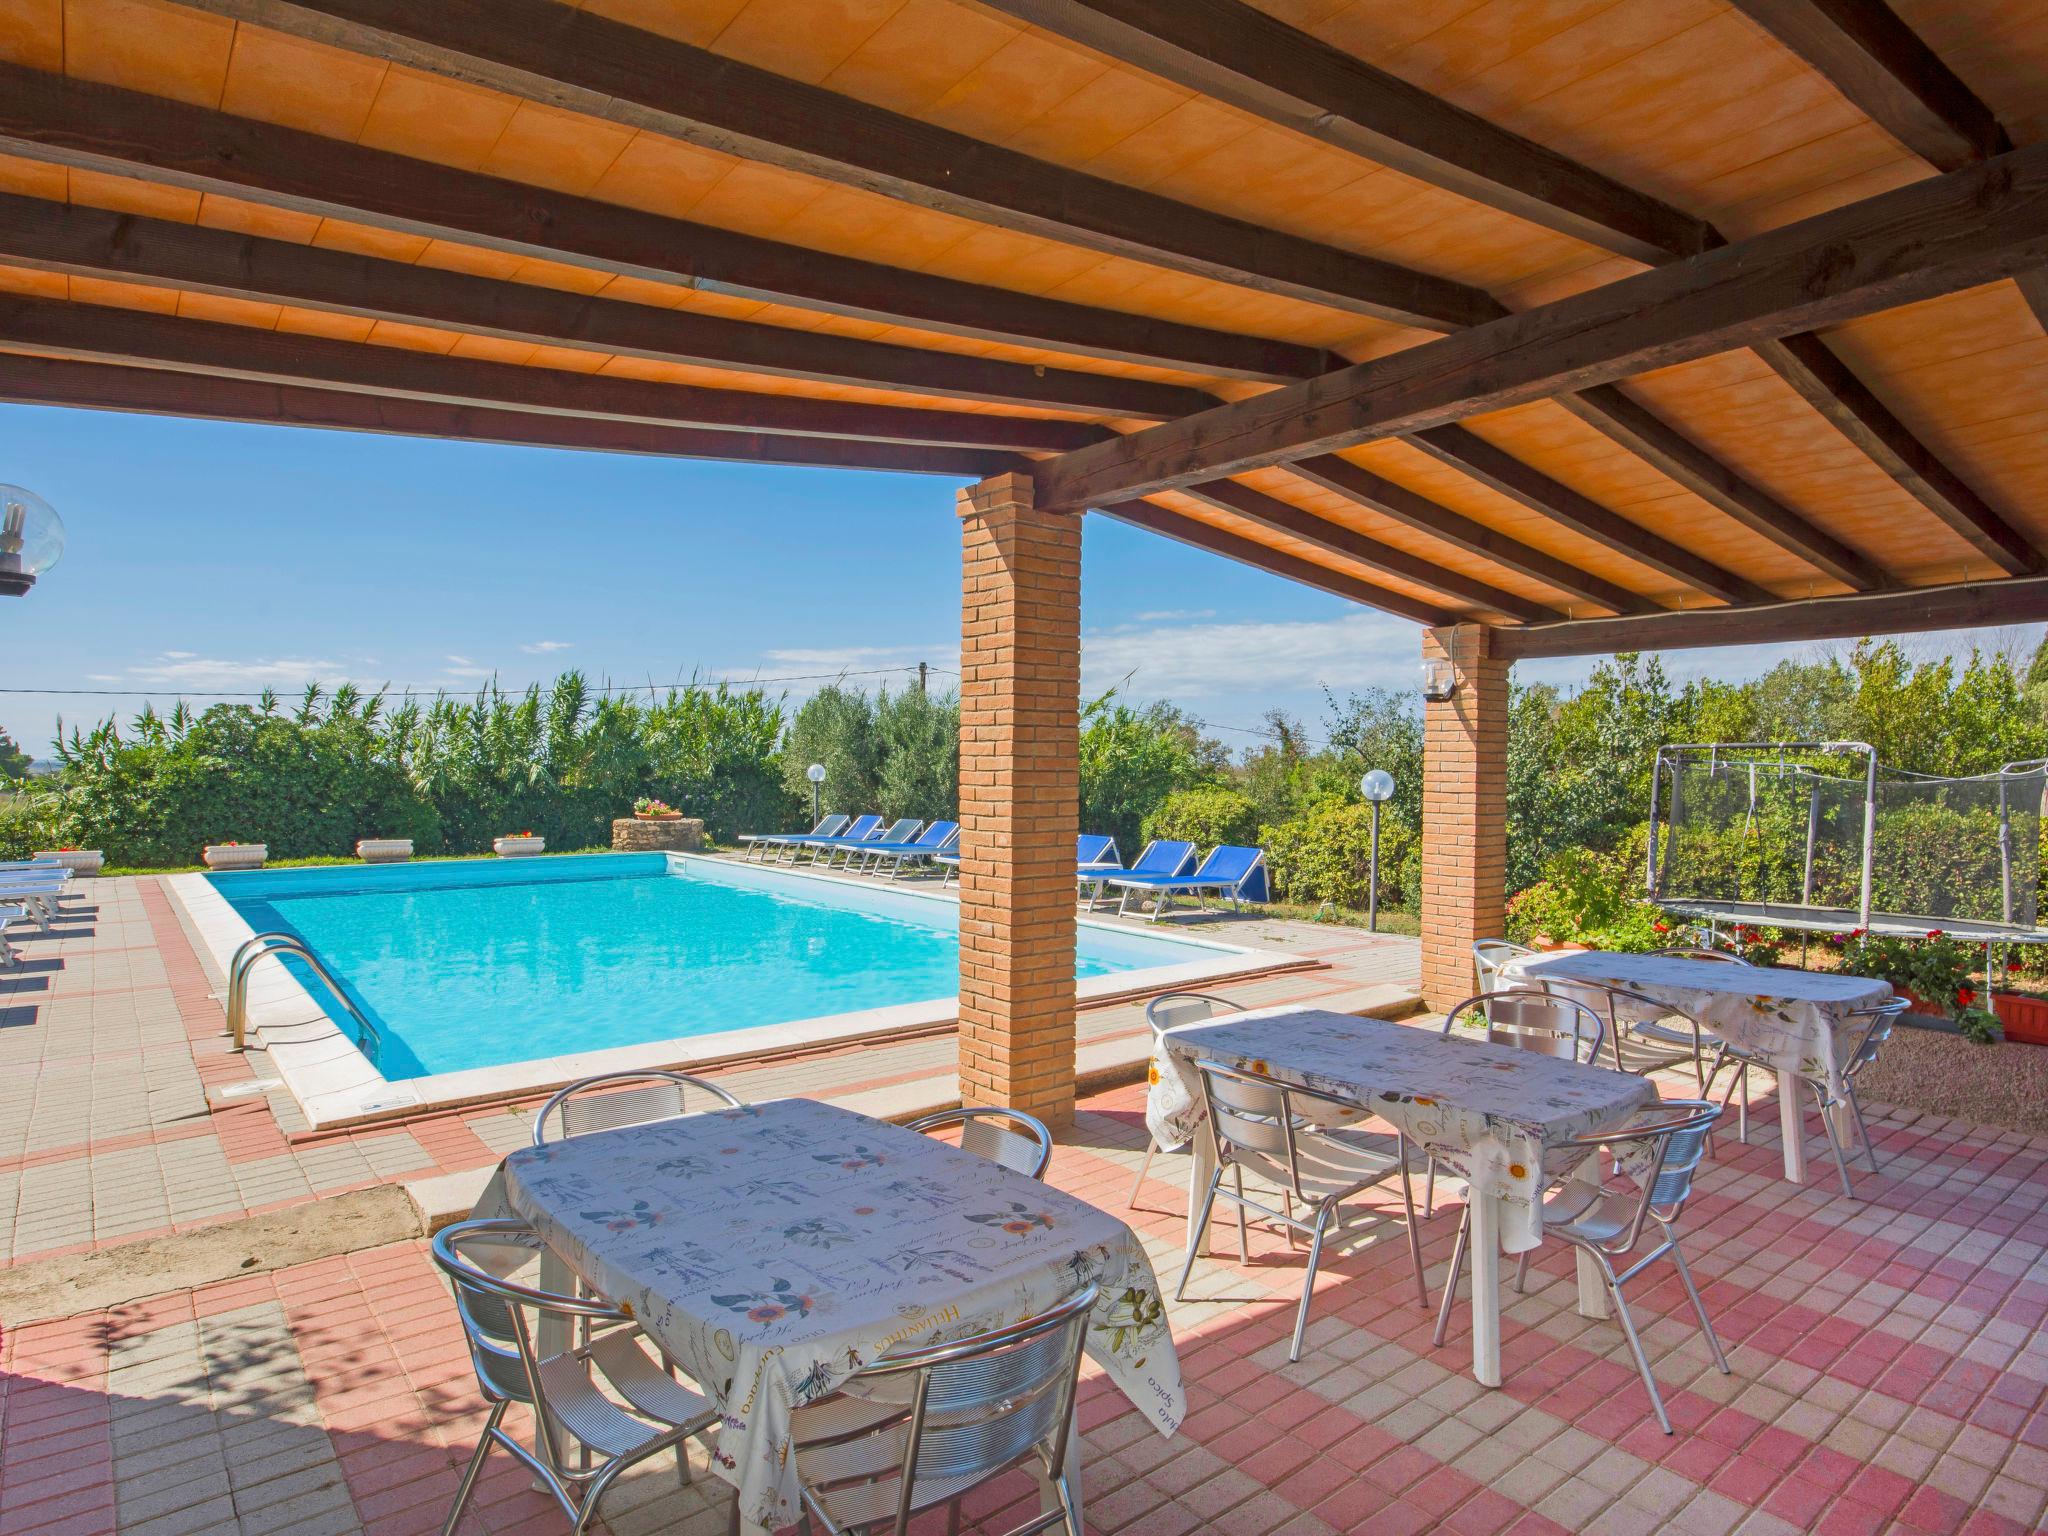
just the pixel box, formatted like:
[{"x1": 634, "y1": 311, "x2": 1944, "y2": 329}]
[{"x1": 1857, "y1": 1024, "x2": 2048, "y2": 1136}]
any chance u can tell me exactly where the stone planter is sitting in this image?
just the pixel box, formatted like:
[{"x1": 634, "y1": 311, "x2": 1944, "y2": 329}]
[
  {"x1": 493, "y1": 835, "x2": 545, "y2": 858},
  {"x1": 356, "y1": 838, "x2": 414, "y2": 864},
  {"x1": 203, "y1": 843, "x2": 267, "y2": 871},
  {"x1": 34, "y1": 849, "x2": 103, "y2": 875},
  {"x1": 613, "y1": 816, "x2": 705, "y2": 853}
]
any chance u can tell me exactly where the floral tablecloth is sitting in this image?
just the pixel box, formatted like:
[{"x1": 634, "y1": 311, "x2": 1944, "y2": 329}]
[
  {"x1": 1146, "y1": 1008, "x2": 1657, "y2": 1252},
  {"x1": 1504, "y1": 951, "x2": 1892, "y2": 1093},
  {"x1": 472, "y1": 1098, "x2": 1182, "y2": 1535}
]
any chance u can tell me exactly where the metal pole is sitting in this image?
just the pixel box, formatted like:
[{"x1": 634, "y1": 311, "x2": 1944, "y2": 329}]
[
  {"x1": 1999, "y1": 778, "x2": 2014, "y2": 925},
  {"x1": 1646, "y1": 750, "x2": 1663, "y2": 895},
  {"x1": 1368, "y1": 800, "x2": 1381, "y2": 933},
  {"x1": 1858, "y1": 748, "x2": 1878, "y2": 930},
  {"x1": 1802, "y1": 783, "x2": 1820, "y2": 904},
  {"x1": 918, "y1": 661, "x2": 928, "y2": 694},
  {"x1": 811, "y1": 779, "x2": 821, "y2": 825}
]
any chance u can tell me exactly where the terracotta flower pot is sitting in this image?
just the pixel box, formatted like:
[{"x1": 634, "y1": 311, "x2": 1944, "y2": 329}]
[{"x1": 635, "y1": 811, "x2": 683, "y2": 821}]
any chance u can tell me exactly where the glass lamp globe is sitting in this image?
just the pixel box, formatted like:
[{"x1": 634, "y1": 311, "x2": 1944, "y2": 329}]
[
  {"x1": 806, "y1": 762, "x2": 827, "y2": 784},
  {"x1": 1360, "y1": 769, "x2": 1396, "y2": 803},
  {"x1": 0, "y1": 485, "x2": 62, "y2": 597}
]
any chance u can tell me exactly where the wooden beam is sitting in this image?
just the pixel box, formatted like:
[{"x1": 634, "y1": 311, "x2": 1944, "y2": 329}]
[
  {"x1": 0, "y1": 62, "x2": 1331, "y2": 383},
  {"x1": 1753, "y1": 333, "x2": 2039, "y2": 574},
  {"x1": 1556, "y1": 385, "x2": 1890, "y2": 590},
  {"x1": 1177, "y1": 478, "x2": 1560, "y2": 622},
  {"x1": 0, "y1": 194, "x2": 1216, "y2": 423},
  {"x1": 2020, "y1": 268, "x2": 2048, "y2": 333},
  {"x1": 1726, "y1": 0, "x2": 2011, "y2": 172},
  {"x1": 973, "y1": 0, "x2": 1714, "y2": 264},
  {"x1": 1031, "y1": 140, "x2": 2048, "y2": 509},
  {"x1": 1494, "y1": 574, "x2": 2048, "y2": 659},
  {"x1": 1095, "y1": 499, "x2": 1454, "y2": 625},
  {"x1": 175, "y1": 0, "x2": 1504, "y2": 332},
  {"x1": 1405, "y1": 424, "x2": 1773, "y2": 605},
  {"x1": 0, "y1": 352, "x2": 1021, "y2": 476},
  {"x1": 0, "y1": 293, "x2": 1109, "y2": 452},
  {"x1": 1283, "y1": 453, "x2": 1654, "y2": 616}
]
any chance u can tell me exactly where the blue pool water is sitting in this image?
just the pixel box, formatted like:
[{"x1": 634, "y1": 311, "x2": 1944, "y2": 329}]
[{"x1": 208, "y1": 854, "x2": 1224, "y2": 1081}]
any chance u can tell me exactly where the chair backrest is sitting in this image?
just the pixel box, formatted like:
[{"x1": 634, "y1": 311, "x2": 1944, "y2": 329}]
[
  {"x1": 810, "y1": 1286, "x2": 1097, "y2": 1535},
  {"x1": 1654, "y1": 946, "x2": 1749, "y2": 964},
  {"x1": 904, "y1": 1106, "x2": 1053, "y2": 1180},
  {"x1": 835, "y1": 814, "x2": 884, "y2": 841},
  {"x1": 431, "y1": 1218, "x2": 628, "y2": 1403},
  {"x1": 1189, "y1": 1057, "x2": 1365, "y2": 1204},
  {"x1": 1563, "y1": 1100, "x2": 1722, "y2": 1247},
  {"x1": 1128, "y1": 840, "x2": 1197, "y2": 877},
  {"x1": 913, "y1": 821, "x2": 960, "y2": 850},
  {"x1": 1076, "y1": 834, "x2": 1118, "y2": 868},
  {"x1": 1844, "y1": 996, "x2": 1908, "y2": 1077},
  {"x1": 1472, "y1": 939, "x2": 1536, "y2": 993},
  {"x1": 872, "y1": 818, "x2": 923, "y2": 845},
  {"x1": 1191, "y1": 845, "x2": 1263, "y2": 890},
  {"x1": 808, "y1": 813, "x2": 851, "y2": 838},
  {"x1": 1443, "y1": 989, "x2": 1607, "y2": 1065},
  {"x1": 532, "y1": 1069, "x2": 743, "y2": 1146},
  {"x1": 1144, "y1": 991, "x2": 1243, "y2": 1039}
]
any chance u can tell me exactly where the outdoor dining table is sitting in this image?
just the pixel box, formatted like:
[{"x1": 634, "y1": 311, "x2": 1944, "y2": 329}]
[
  {"x1": 1502, "y1": 950, "x2": 1893, "y2": 1184},
  {"x1": 471, "y1": 1096, "x2": 1184, "y2": 1536},
  {"x1": 1146, "y1": 1006, "x2": 1658, "y2": 1389}
]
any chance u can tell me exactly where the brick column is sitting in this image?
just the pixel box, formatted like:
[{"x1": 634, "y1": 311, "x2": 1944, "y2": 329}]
[
  {"x1": 957, "y1": 472, "x2": 1082, "y2": 1126},
  {"x1": 1420, "y1": 623, "x2": 1510, "y2": 1009}
]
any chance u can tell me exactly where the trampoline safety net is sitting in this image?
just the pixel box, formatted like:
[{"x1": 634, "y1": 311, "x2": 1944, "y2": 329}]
[{"x1": 1649, "y1": 743, "x2": 2048, "y2": 941}]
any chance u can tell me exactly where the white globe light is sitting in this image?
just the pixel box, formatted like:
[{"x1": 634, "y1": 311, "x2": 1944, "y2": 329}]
[
  {"x1": 0, "y1": 485, "x2": 63, "y2": 596},
  {"x1": 1360, "y1": 769, "x2": 1396, "y2": 803},
  {"x1": 806, "y1": 762, "x2": 827, "y2": 784}
]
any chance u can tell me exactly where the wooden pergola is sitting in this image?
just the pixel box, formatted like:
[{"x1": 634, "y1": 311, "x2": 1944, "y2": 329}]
[{"x1": 3, "y1": 0, "x2": 2047, "y2": 1120}]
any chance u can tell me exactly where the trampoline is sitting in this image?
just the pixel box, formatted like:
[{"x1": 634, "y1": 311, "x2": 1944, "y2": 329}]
[{"x1": 1647, "y1": 742, "x2": 2048, "y2": 947}]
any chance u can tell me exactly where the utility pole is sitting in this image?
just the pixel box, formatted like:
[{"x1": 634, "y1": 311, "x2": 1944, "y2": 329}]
[{"x1": 918, "y1": 661, "x2": 928, "y2": 695}]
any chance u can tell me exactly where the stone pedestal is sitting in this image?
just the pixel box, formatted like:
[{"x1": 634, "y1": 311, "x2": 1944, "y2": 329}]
[{"x1": 613, "y1": 816, "x2": 705, "y2": 852}]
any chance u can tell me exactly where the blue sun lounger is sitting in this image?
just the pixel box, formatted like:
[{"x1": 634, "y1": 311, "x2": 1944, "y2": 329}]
[
  {"x1": 1107, "y1": 843, "x2": 1266, "y2": 921},
  {"x1": 777, "y1": 813, "x2": 882, "y2": 863},
  {"x1": 1090, "y1": 839, "x2": 1196, "y2": 913},
  {"x1": 854, "y1": 820, "x2": 960, "y2": 878},
  {"x1": 937, "y1": 833, "x2": 1123, "y2": 891},
  {"x1": 813, "y1": 817, "x2": 921, "y2": 867},
  {"x1": 740, "y1": 813, "x2": 851, "y2": 861}
]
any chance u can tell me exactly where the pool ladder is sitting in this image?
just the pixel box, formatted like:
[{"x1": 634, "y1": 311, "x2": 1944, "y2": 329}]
[{"x1": 226, "y1": 931, "x2": 382, "y2": 1064}]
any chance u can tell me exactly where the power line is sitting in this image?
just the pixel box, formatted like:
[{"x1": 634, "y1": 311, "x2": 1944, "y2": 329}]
[{"x1": 0, "y1": 664, "x2": 940, "y2": 699}]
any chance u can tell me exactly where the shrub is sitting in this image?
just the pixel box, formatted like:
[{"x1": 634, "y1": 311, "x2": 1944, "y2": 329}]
[
  {"x1": 1262, "y1": 801, "x2": 1417, "y2": 909},
  {"x1": 1142, "y1": 786, "x2": 1258, "y2": 850}
]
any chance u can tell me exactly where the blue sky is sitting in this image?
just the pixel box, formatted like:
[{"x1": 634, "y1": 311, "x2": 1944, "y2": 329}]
[{"x1": 3, "y1": 401, "x2": 2038, "y2": 759}]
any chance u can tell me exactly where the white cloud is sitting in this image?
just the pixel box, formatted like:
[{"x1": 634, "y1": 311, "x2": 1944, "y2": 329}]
[
  {"x1": 441, "y1": 654, "x2": 495, "y2": 680},
  {"x1": 120, "y1": 652, "x2": 359, "y2": 688},
  {"x1": 1131, "y1": 608, "x2": 1217, "y2": 624},
  {"x1": 521, "y1": 640, "x2": 573, "y2": 654},
  {"x1": 1080, "y1": 610, "x2": 1422, "y2": 702}
]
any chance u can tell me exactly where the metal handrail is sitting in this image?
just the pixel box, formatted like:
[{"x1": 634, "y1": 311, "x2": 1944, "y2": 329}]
[{"x1": 226, "y1": 931, "x2": 381, "y2": 1063}]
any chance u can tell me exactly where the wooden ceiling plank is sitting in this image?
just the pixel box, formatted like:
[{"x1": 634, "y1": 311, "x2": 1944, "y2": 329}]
[
  {"x1": 0, "y1": 351, "x2": 1021, "y2": 475},
  {"x1": 0, "y1": 292, "x2": 1112, "y2": 451},
  {"x1": 1753, "y1": 332, "x2": 2038, "y2": 575},
  {"x1": 0, "y1": 62, "x2": 1332, "y2": 382},
  {"x1": 1096, "y1": 498, "x2": 1455, "y2": 625},
  {"x1": 2021, "y1": 268, "x2": 2048, "y2": 334},
  {"x1": 1284, "y1": 452, "x2": 1655, "y2": 616},
  {"x1": 0, "y1": 190, "x2": 1214, "y2": 420},
  {"x1": 971, "y1": 0, "x2": 1714, "y2": 264},
  {"x1": 173, "y1": 0, "x2": 1505, "y2": 331},
  {"x1": 1557, "y1": 384, "x2": 1892, "y2": 590},
  {"x1": 1726, "y1": 0, "x2": 2012, "y2": 173},
  {"x1": 1496, "y1": 574, "x2": 2048, "y2": 659},
  {"x1": 1177, "y1": 478, "x2": 1561, "y2": 622},
  {"x1": 1030, "y1": 141, "x2": 2048, "y2": 514},
  {"x1": 1405, "y1": 424, "x2": 1773, "y2": 605}
]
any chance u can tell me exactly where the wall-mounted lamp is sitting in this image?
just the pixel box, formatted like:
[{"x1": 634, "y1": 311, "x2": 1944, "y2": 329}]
[{"x1": 1421, "y1": 656, "x2": 1457, "y2": 702}]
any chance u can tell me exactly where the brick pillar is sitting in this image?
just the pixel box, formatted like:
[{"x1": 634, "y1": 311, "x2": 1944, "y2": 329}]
[
  {"x1": 1420, "y1": 623, "x2": 1510, "y2": 1009},
  {"x1": 957, "y1": 472, "x2": 1081, "y2": 1126}
]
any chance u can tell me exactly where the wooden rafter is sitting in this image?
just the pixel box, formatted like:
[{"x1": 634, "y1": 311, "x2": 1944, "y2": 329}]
[
  {"x1": 1283, "y1": 454, "x2": 1655, "y2": 616},
  {"x1": 1726, "y1": 0, "x2": 2011, "y2": 172},
  {"x1": 0, "y1": 192, "x2": 1213, "y2": 422},
  {"x1": 0, "y1": 295, "x2": 1110, "y2": 452},
  {"x1": 1404, "y1": 425, "x2": 1772, "y2": 606},
  {"x1": 0, "y1": 63, "x2": 1331, "y2": 383},
  {"x1": 173, "y1": 0, "x2": 1505, "y2": 332},
  {"x1": 1096, "y1": 499, "x2": 1454, "y2": 625},
  {"x1": 1031, "y1": 142, "x2": 2048, "y2": 523},
  {"x1": 971, "y1": 0, "x2": 1715, "y2": 264},
  {"x1": 1496, "y1": 575, "x2": 2048, "y2": 659},
  {"x1": 0, "y1": 352, "x2": 1022, "y2": 476},
  {"x1": 1175, "y1": 479, "x2": 1560, "y2": 623},
  {"x1": 2021, "y1": 269, "x2": 2048, "y2": 334},
  {"x1": 1752, "y1": 334, "x2": 2037, "y2": 575}
]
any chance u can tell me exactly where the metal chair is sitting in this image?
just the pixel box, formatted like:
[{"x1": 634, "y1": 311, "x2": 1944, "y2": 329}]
[
  {"x1": 773, "y1": 1285, "x2": 1099, "y2": 1536},
  {"x1": 532, "y1": 1069, "x2": 743, "y2": 1146},
  {"x1": 1472, "y1": 939, "x2": 1537, "y2": 994},
  {"x1": 905, "y1": 1106, "x2": 1054, "y2": 1180},
  {"x1": 1538, "y1": 977, "x2": 1710, "y2": 1088},
  {"x1": 432, "y1": 1219, "x2": 718, "y2": 1535},
  {"x1": 1431, "y1": 1100, "x2": 1729, "y2": 1434},
  {"x1": 1705, "y1": 996, "x2": 1906, "y2": 1197},
  {"x1": 1175, "y1": 1058, "x2": 1427, "y2": 1362},
  {"x1": 1127, "y1": 992, "x2": 1245, "y2": 1208}
]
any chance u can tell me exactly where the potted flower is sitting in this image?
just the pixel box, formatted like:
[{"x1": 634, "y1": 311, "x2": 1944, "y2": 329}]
[
  {"x1": 356, "y1": 838, "x2": 414, "y2": 864},
  {"x1": 33, "y1": 846, "x2": 103, "y2": 876},
  {"x1": 202, "y1": 841, "x2": 267, "y2": 871},
  {"x1": 633, "y1": 797, "x2": 682, "y2": 821},
  {"x1": 493, "y1": 830, "x2": 545, "y2": 857}
]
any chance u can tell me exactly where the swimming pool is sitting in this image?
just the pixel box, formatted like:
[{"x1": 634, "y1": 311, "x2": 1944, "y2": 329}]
[{"x1": 198, "y1": 853, "x2": 1239, "y2": 1084}]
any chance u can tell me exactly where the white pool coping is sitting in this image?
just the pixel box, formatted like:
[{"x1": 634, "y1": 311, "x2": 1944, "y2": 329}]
[{"x1": 167, "y1": 850, "x2": 1299, "y2": 1131}]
